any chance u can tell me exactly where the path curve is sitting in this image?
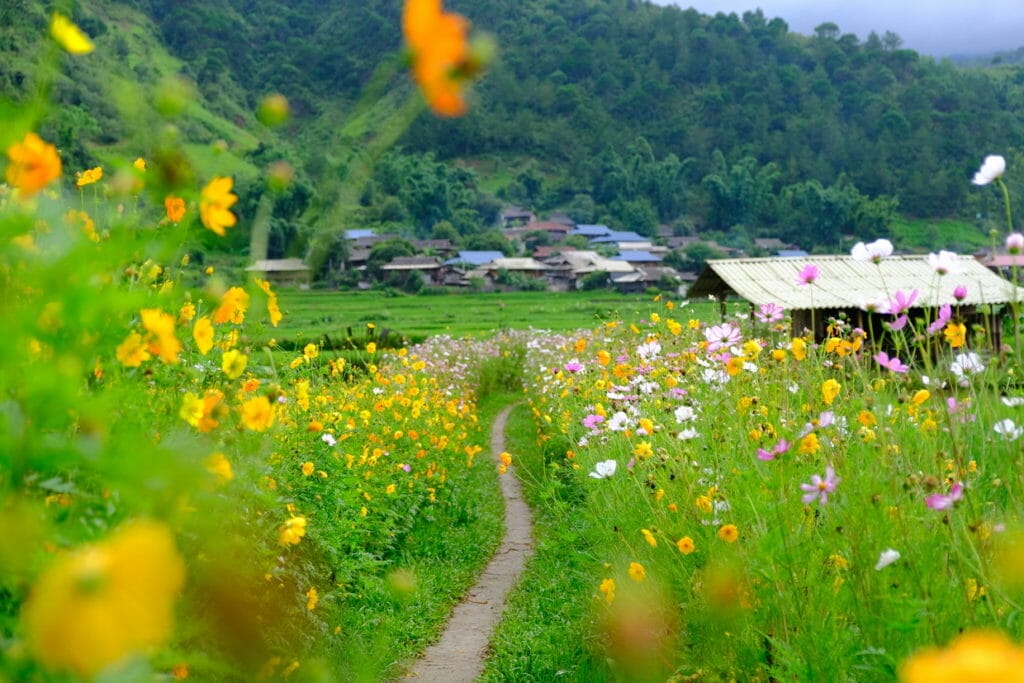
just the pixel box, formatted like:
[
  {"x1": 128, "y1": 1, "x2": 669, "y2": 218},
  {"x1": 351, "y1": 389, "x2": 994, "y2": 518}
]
[{"x1": 404, "y1": 403, "x2": 533, "y2": 682}]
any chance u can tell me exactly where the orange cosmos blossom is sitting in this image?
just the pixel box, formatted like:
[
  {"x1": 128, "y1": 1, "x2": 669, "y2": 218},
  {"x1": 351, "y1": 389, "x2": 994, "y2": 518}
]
[
  {"x1": 402, "y1": 0, "x2": 474, "y2": 117},
  {"x1": 5, "y1": 132, "x2": 62, "y2": 196},
  {"x1": 164, "y1": 195, "x2": 186, "y2": 223},
  {"x1": 199, "y1": 176, "x2": 237, "y2": 235},
  {"x1": 75, "y1": 166, "x2": 102, "y2": 188}
]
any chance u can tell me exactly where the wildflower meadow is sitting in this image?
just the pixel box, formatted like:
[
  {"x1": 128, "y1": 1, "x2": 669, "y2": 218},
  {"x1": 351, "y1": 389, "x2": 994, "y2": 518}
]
[{"x1": 5, "y1": 3, "x2": 1024, "y2": 683}]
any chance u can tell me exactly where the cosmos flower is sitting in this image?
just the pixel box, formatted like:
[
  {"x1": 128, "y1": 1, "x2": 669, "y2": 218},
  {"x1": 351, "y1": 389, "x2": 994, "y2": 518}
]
[
  {"x1": 5, "y1": 132, "x2": 61, "y2": 196},
  {"x1": 875, "y1": 548, "x2": 900, "y2": 570},
  {"x1": 589, "y1": 459, "x2": 617, "y2": 479},
  {"x1": 972, "y1": 155, "x2": 1006, "y2": 186},
  {"x1": 928, "y1": 250, "x2": 962, "y2": 275},
  {"x1": 925, "y1": 482, "x2": 964, "y2": 511},
  {"x1": 850, "y1": 238, "x2": 893, "y2": 263},
  {"x1": 199, "y1": 176, "x2": 238, "y2": 236},
  {"x1": 873, "y1": 351, "x2": 909, "y2": 374},
  {"x1": 796, "y1": 263, "x2": 820, "y2": 286},
  {"x1": 800, "y1": 466, "x2": 840, "y2": 505}
]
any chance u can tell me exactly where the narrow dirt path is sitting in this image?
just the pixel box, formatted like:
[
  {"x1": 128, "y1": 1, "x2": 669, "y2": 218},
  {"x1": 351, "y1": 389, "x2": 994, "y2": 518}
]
[{"x1": 404, "y1": 403, "x2": 533, "y2": 682}]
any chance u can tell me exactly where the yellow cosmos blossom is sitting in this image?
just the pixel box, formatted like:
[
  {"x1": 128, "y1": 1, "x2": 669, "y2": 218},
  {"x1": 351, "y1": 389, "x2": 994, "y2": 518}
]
[
  {"x1": 241, "y1": 396, "x2": 275, "y2": 432},
  {"x1": 718, "y1": 524, "x2": 739, "y2": 543},
  {"x1": 133, "y1": 157, "x2": 146, "y2": 171},
  {"x1": 306, "y1": 587, "x2": 319, "y2": 611},
  {"x1": 22, "y1": 520, "x2": 184, "y2": 678},
  {"x1": 115, "y1": 332, "x2": 150, "y2": 367},
  {"x1": 366, "y1": 341, "x2": 377, "y2": 354},
  {"x1": 164, "y1": 195, "x2": 186, "y2": 223},
  {"x1": 49, "y1": 12, "x2": 94, "y2": 54},
  {"x1": 791, "y1": 337, "x2": 807, "y2": 361},
  {"x1": 199, "y1": 176, "x2": 238, "y2": 235},
  {"x1": 193, "y1": 316, "x2": 214, "y2": 354},
  {"x1": 204, "y1": 452, "x2": 234, "y2": 482},
  {"x1": 899, "y1": 630, "x2": 1024, "y2": 683},
  {"x1": 75, "y1": 166, "x2": 103, "y2": 188},
  {"x1": 140, "y1": 308, "x2": 181, "y2": 364},
  {"x1": 676, "y1": 537, "x2": 695, "y2": 554},
  {"x1": 911, "y1": 389, "x2": 930, "y2": 407},
  {"x1": 180, "y1": 390, "x2": 224, "y2": 432},
  {"x1": 5, "y1": 132, "x2": 62, "y2": 196},
  {"x1": 596, "y1": 349, "x2": 611, "y2": 366},
  {"x1": 212, "y1": 287, "x2": 249, "y2": 325},
  {"x1": 221, "y1": 349, "x2": 248, "y2": 379},
  {"x1": 256, "y1": 279, "x2": 283, "y2": 327},
  {"x1": 599, "y1": 578, "x2": 616, "y2": 604},
  {"x1": 301, "y1": 462, "x2": 314, "y2": 477},
  {"x1": 641, "y1": 528, "x2": 658, "y2": 548},
  {"x1": 303, "y1": 343, "x2": 319, "y2": 360},
  {"x1": 821, "y1": 378, "x2": 841, "y2": 405},
  {"x1": 628, "y1": 562, "x2": 646, "y2": 583},
  {"x1": 944, "y1": 322, "x2": 967, "y2": 349},
  {"x1": 402, "y1": 0, "x2": 472, "y2": 117},
  {"x1": 279, "y1": 516, "x2": 307, "y2": 546},
  {"x1": 799, "y1": 432, "x2": 820, "y2": 455}
]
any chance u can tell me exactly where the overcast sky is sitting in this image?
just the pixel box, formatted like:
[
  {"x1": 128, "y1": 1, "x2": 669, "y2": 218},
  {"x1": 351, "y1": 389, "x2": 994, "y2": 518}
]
[{"x1": 651, "y1": 1, "x2": 1024, "y2": 57}]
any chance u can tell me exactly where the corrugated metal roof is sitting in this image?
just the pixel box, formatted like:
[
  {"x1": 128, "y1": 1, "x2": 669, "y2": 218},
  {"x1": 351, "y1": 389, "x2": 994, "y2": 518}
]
[
  {"x1": 689, "y1": 255, "x2": 1024, "y2": 310},
  {"x1": 245, "y1": 258, "x2": 310, "y2": 272}
]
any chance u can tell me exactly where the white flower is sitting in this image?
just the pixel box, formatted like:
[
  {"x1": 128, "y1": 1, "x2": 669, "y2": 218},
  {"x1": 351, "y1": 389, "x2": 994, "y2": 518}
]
[
  {"x1": 994, "y1": 419, "x2": 1024, "y2": 441},
  {"x1": 927, "y1": 250, "x2": 962, "y2": 275},
  {"x1": 636, "y1": 340, "x2": 661, "y2": 360},
  {"x1": 950, "y1": 352, "x2": 985, "y2": 380},
  {"x1": 858, "y1": 294, "x2": 890, "y2": 314},
  {"x1": 589, "y1": 459, "x2": 617, "y2": 479},
  {"x1": 972, "y1": 155, "x2": 1006, "y2": 186},
  {"x1": 674, "y1": 405, "x2": 697, "y2": 423},
  {"x1": 851, "y1": 238, "x2": 894, "y2": 263},
  {"x1": 1008, "y1": 233, "x2": 1024, "y2": 254},
  {"x1": 321, "y1": 433, "x2": 337, "y2": 447},
  {"x1": 875, "y1": 548, "x2": 901, "y2": 570},
  {"x1": 677, "y1": 427, "x2": 699, "y2": 440},
  {"x1": 1001, "y1": 396, "x2": 1024, "y2": 407},
  {"x1": 607, "y1": 411, "x2": 632, "y2": 432}
]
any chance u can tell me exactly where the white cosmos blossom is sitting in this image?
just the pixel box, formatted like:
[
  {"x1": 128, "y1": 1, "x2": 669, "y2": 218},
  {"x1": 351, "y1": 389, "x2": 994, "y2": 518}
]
[
  {"x1": 636, "y1": 340, "x2": 661, "y2": 360},
  {"x1": 1002, "y1": 396, "x2": 1024, "y2": 407},
  {"x1": 875, "y1": 548, "x2": 901, "y2": 571},
  {"x1": 994, "y1": 419, "x2": 1024, "y2": 441},
  {"x1": 321, "y1": 433, "x2": 337, "y2": 446},
  {"x1": 851, "y1": 238, "x2": 894, "y2": 263},
  {"x1": 589, "y1": 459, "x2": 617, "y2": 479},
  {"x1": 972, "y1": 155, "x2": 1006, "y2": 186},
  {"x1": 677, "y1": 428, "x2": 699, "y2": 440},
  {"x1": 674, "y1": 405, "x2": 697, "y2": 423},
  {"x1": 928, "y1": 250, "x2": 962, "y2": 275},
  {"x1": 950, "y1": 352, "x2": 985, "y2": 381},
  {"x1": 607, "y1": 411, "x2": 632, "y2": 432}
]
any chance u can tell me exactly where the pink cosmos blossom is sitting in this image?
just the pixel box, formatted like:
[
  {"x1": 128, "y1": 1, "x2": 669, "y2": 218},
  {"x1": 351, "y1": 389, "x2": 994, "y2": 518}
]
[
  {"x1": 953, "y1": 285, "x2": 968, "y2": 301},
  {"x1": 704, "y1": 322, "x2": 742, "y2": 352},
  {"x1": 582, "y1": 414, "x2": 605, "y2": 430},
  {"x1": 756, "y1": 438, "x2": 790, "y2": 462},
  {"x1": 885, "y1": 315, "x2": 908, "y2": 332},
  {"x1": 796, "y1": 263, "x2": 820, "y2": 286},
  {"x1": 925, "y1": 482, "x2": 964, "y2": 511},
  {"x1": 927, "y1": 304, "x2": 952, "y2": 335},
  {"x1": 888, "y1": 289, "x2": 919, "y2": 316},
  {"x1": 873, "y1": 351, "x2": 909, "y2": 373},
  {"x1": 1008, "y1": 233, "x2": 1024, "y2": 255},
  {"x1": 755, "y1": 302, "x2": 785, "y2": 324},
  {"x1": 564, "y1": 360, "x2": 584, "y2": 373},
  {"x1": 800, "y1": 467, "x2": 840, "y2": 505}
]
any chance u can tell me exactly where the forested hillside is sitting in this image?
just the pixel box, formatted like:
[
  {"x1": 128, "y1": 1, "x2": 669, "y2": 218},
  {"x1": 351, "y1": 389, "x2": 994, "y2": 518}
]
[{"x1": 3, "y1": 0, "x2": 1024, "y2": 256}]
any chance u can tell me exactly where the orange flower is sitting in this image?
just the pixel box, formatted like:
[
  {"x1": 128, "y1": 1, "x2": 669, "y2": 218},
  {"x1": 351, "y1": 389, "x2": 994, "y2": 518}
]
[
  {"x1": 5, "y1": 132, "x2": 62, "y2": 196},
  {"x1": 199, "y1": 176, "x2": 237, "y2": 235},
  {"x1": 165, "y1": 195, "x2": 186, "y2": 223},
  {"x1": 402, "y1": 0, "x2": 471, "y2": 117}
]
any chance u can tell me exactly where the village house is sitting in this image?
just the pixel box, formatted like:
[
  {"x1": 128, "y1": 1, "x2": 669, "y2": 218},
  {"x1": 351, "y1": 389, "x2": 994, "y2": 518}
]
[{"x1": 245, "y1": 258, "x2": 312, "y2": 288}]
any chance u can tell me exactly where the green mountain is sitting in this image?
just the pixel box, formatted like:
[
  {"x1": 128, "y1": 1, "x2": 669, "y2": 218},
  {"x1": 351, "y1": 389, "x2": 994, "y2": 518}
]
[{"x1": 4, "y1": 0, "x2": 1024, "y2": 259}]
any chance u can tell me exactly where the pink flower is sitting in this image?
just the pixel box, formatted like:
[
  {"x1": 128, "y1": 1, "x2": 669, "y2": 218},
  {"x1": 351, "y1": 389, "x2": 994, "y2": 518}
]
[
  {"x1": 953, "y1": 285, "x2": 968, "y2": 301},
  {"x1": 888, "y1": 289, "x2": 919, "y2": 316},
  {"x1": 873, "y1": 351, "x2": 909, "y2": 373},
  {"x1": 755, "y1": 302, "x2": 785, "y2": 324},
  {"x1": 886, "y1": 314, "x2": 908, "y2": 332},
  {"x1": 800, "y1": 466, "x2": 840, "y2": 505},
  {"x1": 757, "y1": 438, "x2": 790, "y2": 462},
  {"x1": 582, "y1": 414, "x2": 605, "y2": 430},
  {"x1": 925, "y1": 482, "x2": 963, "y2": 510},
  {"x1": 796, "y1": 263, "x2": 820, "y2": 286},
  {"x1": 704, "y1": 322, "x2": 742, "y2": 352},
  {"x1": 927, "y1": 304, "x2": 952, "y2": 335},
  {"x1": 564, "y1": 360, "x2": 584, "y2": 373},
  {"x1": 1007, "y1": 233, "x2": 1024, "y2": 255}
]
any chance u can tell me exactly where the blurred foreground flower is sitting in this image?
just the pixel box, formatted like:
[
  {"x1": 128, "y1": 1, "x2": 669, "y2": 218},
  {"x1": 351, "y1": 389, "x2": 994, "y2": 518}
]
[
  {"x1": 899, "y1": 630, "x2": 1024, "y2": 683},
  {"x1": 200, "y1": 176, "x2": 238, "y2": 235},
  {"x1": 22, "y1": 520, "x2": 185, "y2": 678},
  {"x1": 403, "y1": 0, "x2": 489, "y2": 117},
  {"x1": 5, "y1": 132, "x2": 62, "y2": 196},
  {"x1": 50, "y1": 12, "x2": 94, "y2": 54}
]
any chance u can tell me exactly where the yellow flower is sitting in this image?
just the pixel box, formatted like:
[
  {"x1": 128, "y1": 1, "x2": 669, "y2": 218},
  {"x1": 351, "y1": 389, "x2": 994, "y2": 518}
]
[
  {"x1": 49, "y1": 12, "x2": 94, "y2": 54},
  {"x1": 115, "y1": 332, "x2": 151, "y2": 367},
  {"x1": 140, "y1": 308, "x2": 181, "y2": 364},
  {"x1": 199, "y1": 176, "x2": 238, "y2": 236},
  {"x1": 599, "y1": 578, "x2": 615, "y2": 604},
  {"x1": 718, "y1": 524, "x2": 739, "y2": 543},
  {"x1": 899, "y1": 630, "x2": 1024, "y2": 683},
  {"x1": 821, "y1": 378, "x2": 841, "y2": 405},
  {"x1": 791, "y1": 337, "x2": 807, "y2": 361},
  {"x1": 628, "y1": 562, "x2": 646, "y2": 583},
  {"x1": 676, "y1": 536, "x2": 695, "y2": 555},
  {"x1": 641, "y1": 528, "x2": 657, "y2": 548},
  {"x1": 402, "y1": 0, "x2": 473, "y2": 117},
  {"x1": 366, "y1": 342, "x2": 377, "y2": 354},
  {"x1": 212, "y1": 287, "x2": 249, "y2": 325},
  {"x1": 301, "y1": 462, "x2": 314, "y2": 477},
  {"x1": 256, "y1": 279, "x2": 283, "y2": 327},
  {"x1": 204, "y1": 452, "x2": 234, "y2": 482},
  {"x1": 306, "y1": 587, "x2": 319, "y2": 611},
  {"x1": 279, "y1": 516, "x2": 307, "y2": 546},
  {"x1": 22, "y1": 520, "x2": 184, "y2": 678},
  {"x1": 133, "y1": 158, "x2": 146, "y2": 171},
  {"x1": 303, "y1": 343, "x2": 319, "y2": 360},
  {"x1": 944, "y1": 322, "x2": 967, "y2": 349},
  {"x1": 75, "y1": 166, "x2": 103, "y2": 188},
  {"x1": 241, "y1": 396, "x2": 275, "y2": 432},
  {"x1": 5, "y1": 132, "x2": 62, "y2": 196},
  {"x1": 911, "y1": 389, "x2": 930, "y2": 407},
  {"x1": 193, "y1": 316, "x2": 214, "y2": 355},
  {"x1": 221, "y1": 349, "x2": 248, "y2": 379},
  {"x1": 798, "y1": 432, "x2": 820, "y2": 455},
  {"x1": 164, "y1": 195, "x2": 186, "y2": 223},
  {"x1": 596, "y1": 350, "x2": 611, "y2": 366},
  {"x1": 633, "y1": 441, "x2": 653, "y2": 459}
]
